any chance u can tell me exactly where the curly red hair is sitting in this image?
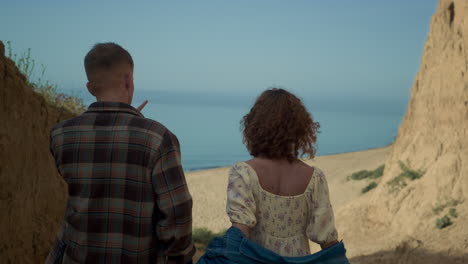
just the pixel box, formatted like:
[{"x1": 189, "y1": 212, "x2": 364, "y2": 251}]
[{"x1": 241, "y1": 88, "x2": 320, "y2": 162}]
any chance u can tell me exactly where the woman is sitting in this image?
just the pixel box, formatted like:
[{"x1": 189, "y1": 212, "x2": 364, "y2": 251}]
[{"x1": 198, "y1": 88, "x2": 347, "y2": 264}]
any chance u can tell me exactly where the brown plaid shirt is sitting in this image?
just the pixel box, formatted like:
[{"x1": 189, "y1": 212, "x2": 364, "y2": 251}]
[{"x1": 46, "y1": 102, "x2": 195, "y2": 264}]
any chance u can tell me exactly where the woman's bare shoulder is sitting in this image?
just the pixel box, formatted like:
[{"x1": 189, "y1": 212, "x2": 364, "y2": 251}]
[
  {"x1": 297, "y1": 160, "x2": 316, "y2": 175},
  {"x1": 244, "y1": 159, "x2": 256, "y2": 166}
]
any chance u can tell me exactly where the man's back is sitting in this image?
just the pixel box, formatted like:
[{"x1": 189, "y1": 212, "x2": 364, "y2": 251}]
[{"x1": 47, "y1": 102, "x2": 194, "y2": 263}]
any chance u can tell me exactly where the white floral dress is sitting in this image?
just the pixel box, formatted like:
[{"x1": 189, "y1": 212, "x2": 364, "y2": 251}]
[{"x1": 226, "y1": 162, "x2": 338, "y2": 257}]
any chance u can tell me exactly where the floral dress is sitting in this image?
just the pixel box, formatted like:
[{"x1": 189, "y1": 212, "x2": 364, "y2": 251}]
[{"x1": 226, "y1": 162, "x2": 338, "y2": 257}]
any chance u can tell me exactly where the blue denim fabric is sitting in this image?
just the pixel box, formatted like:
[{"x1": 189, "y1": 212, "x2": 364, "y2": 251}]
[{"x1": 197, "y1": 227, "x2": 349, "y2": 264}]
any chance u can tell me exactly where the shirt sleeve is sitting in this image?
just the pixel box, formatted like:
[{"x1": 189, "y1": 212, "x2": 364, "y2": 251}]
[
  {"x1": 306, "y1": 168, "x2": 338, "y2": 245},
  {"x1": 226, "y1": 164, "x2": 257, "y2": 228},
  {"x1": 49, "y1": 126, "x2": 59, "y2": 167},
  {"x1": 152, "y1": 131, "x2": 195, "y2": 264}
]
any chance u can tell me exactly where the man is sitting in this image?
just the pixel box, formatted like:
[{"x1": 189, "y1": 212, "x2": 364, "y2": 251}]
[{"x1": 46, "y1": 43, "x2": 195, "y2": 263}]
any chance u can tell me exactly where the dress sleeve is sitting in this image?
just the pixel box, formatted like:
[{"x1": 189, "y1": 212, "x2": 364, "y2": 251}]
[
  {"x1": 226, "y1": 164, "x2": 257, "y2": 228},
  {"x1": 306, "y1": 168, "x2": 338, "y2": 245}
]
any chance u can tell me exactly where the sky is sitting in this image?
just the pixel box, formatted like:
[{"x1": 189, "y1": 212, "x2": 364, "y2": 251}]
[{"x1": 1, "y1": 0, "x2": 438, "y2": 104}]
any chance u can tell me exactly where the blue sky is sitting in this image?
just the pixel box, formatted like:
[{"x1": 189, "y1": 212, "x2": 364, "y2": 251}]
[{"x1": 1, "y1": 0, "x2": 437, "y2": 102}]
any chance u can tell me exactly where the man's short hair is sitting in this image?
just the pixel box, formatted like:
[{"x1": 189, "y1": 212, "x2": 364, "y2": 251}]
[{"x1": 84, "y1": 42, "x2": 133, "y2": 80}]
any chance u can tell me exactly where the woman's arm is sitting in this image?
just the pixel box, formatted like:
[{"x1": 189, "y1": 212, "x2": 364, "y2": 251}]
[
  {"x1": 226, "y1": 165, "x2": 256, "y2": 239},
  {"x1": 320, "y1": 240, "x2": 339, "y2": 249},
  {"x1": 232, "y1": 223, "x2": 250, "y2": 238},
  {"x1": 306, "y1": 169, "x2": 340, "y2": 250}
]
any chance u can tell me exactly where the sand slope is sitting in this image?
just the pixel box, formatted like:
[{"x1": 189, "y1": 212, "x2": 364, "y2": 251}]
[
  {"x1": 335, "y1": 0, "x2": 468, "y2": 260},
  {"x1": 0, "y1": 41, "x2": 74, "y2": 263}
]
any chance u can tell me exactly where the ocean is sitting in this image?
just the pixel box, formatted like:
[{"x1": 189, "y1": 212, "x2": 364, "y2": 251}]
[{"x1": 78, "y1": 90, "x2": 407, "y2": 171}]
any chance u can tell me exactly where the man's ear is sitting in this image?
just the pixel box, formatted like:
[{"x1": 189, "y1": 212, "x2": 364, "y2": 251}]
[
  {"x1": 124, "y1": 72, "x2": 132, "y2": 90},
  {"x1": 86, "y1": 82, "x2": 96, "y2": 96}
]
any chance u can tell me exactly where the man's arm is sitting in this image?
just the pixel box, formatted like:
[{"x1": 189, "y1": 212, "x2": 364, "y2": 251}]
[{"x1": 152, "y1": 131, "x2": 195, "y2": 264}]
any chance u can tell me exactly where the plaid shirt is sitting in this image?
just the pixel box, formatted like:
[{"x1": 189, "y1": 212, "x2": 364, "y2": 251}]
[{"x1": 46, "y1": 102, "x2": 195, "y2": 264}]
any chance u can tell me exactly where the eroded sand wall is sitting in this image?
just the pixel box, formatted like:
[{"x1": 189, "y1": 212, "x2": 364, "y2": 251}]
[
  {"x1": 336, "y1": 0, "x2": 468, "y2": 257},
  {"x1": 0, "y1": 41, "x2": 74, "y2": 263}
]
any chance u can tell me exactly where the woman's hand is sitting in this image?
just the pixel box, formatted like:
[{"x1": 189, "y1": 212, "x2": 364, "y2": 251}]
[
  {"x1": 320, "y1": 240, "x2": 339, "y2": 249},
  {"x1": 232, "y1": 223, "x2": 250, "y2": 238}
]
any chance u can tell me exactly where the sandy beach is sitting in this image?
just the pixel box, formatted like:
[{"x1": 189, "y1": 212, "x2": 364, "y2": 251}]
[{"x1": 186, "y1": 145, "x2": 392, "y2": 239}]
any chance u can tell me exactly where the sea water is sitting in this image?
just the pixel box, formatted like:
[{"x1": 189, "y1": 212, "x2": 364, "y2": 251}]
[
  {"x1": 132, "y1": 91, "x2": 406, "y2": 171},
  {"x1": 78, "y1": 90, "x2": 407, "y2": 171}
]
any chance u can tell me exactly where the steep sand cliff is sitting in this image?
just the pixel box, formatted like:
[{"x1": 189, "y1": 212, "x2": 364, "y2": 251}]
[
  {"x1": 336, "y1": 0, "x2": 468, "y2": 261},
  {"x1": 0, "y1": 41, "x2": 73, "y2": 263}
]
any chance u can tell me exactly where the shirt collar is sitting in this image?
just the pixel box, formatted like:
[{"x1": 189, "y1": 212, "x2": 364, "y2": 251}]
[{"x1": 86, "y1": 101, "x2": 144, "y2": 117}]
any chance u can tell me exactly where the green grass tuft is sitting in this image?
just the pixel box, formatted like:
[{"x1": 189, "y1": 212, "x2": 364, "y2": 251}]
[
  {"x1": 348, "y1": 165, "x2": 385, "y2": 181},
  {"x1": 436, "y1": 215, "x2": 453, "y2": 229},
  {"x1": 397, "y1": 161, "x2": 424, "y2": 180},
  {"x1": 193, "y1": 227, "x2": 226, "y2": 250},
  {"x1": 387, "y1": 175, "x2": 407, "y2": 193},
  {"x1": 448, "y1": 208, "x2": 458, "y2": 218},
  {"x1": 432, "y1": 199, "x2": 462, "y2": 215},
  {"x1": 6, "y1": 41, "x2": 86, "y2": 114},
  {"x1": 361, "y1": 181, "x2": 378, "y2": 193},
  {"x1": 349, "y1": 170, "x2": 370, "y2": 180},
  {"x1": 387, "y1": 161, "x2": 425, "y2": 193}
]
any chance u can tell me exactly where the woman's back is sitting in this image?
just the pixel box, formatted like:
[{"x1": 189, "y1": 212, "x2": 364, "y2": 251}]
[
  {"x1": 226, "y1": 161, "x2": 338, "y2": 257},
  {"x1": 246, "y1": 158, "x2": 314, "y2": 196}
]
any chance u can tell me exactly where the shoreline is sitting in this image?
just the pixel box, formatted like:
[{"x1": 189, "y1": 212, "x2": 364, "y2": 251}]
[{"x1": 183, "y1": 144, "x2": 392, "y2": 173}]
